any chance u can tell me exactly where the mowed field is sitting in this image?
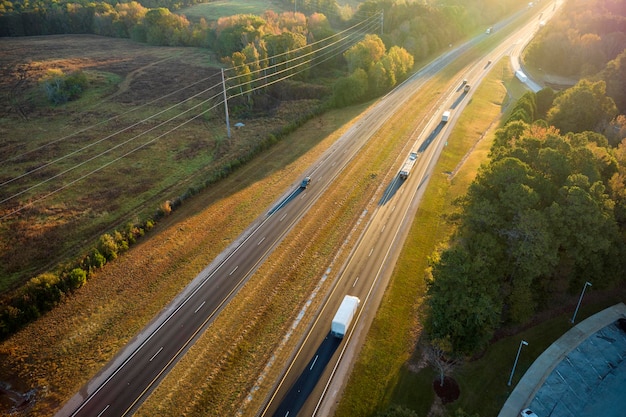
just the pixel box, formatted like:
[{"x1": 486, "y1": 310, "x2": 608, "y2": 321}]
[{"x1": 0, "y1": 34, "x2": 320, "y2": 292}]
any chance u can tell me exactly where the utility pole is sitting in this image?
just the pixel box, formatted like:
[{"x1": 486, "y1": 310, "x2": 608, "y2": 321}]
[
  {"x1": 380, "y1": 10, "x2": 384, "y2": 35},
  {"x1": 221, "y1": 68, "x2": 231, "y2": 139}
]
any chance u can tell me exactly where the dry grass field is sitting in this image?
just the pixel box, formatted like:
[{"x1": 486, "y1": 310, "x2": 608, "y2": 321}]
[
  {"x1": 0, "y1": 33, "x2": 381, "y2": 415},
  {"x1": 0, "y1": 34, "x2": 322, "y2": 292}
]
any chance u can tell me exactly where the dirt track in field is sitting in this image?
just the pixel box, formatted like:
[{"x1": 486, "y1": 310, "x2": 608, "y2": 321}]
[
  {"x1": 0, "y1": 34, "x2": 220, "y2": 114},
  {"x1": 0, "y1": 34, "x2": 322, "y2": 292}
]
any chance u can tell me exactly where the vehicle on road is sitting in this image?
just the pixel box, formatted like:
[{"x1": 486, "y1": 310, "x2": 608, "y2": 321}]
[
  {"x1": 520, "y1": 409, "x2": 538, "y2": 417},
  {"x1": 515, "y1": 69, "x2": 528, "y2": 83},
  {"x1": 300, "y1": 176, "x2": 311, "y2": 188},
  {"x1": 463, "y1": 84, "x2": 471, "y2": 93},
  {"x1": 331, "y1": 295, "x2": 360, "y2": 338},
  {"x1": 399, "y1": 152, "x2": 419, "y2": 179},
  {"x1": 442, "y1": 110, "x2": 451, "y2": 123}
]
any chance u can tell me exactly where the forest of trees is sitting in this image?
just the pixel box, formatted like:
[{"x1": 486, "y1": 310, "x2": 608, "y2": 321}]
[
  {"x1": 524, "y1": 0, "x2": 626, "y2": 78},
  {"x1": 426, "y1": 80, "x2": 626, "y2": 356},
  {"x1": 424, "y1": 0, "x2": 626, "y2": 359}
]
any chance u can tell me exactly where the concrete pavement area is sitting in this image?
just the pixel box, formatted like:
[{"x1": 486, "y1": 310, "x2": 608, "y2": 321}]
[{"x1": 498, "y1": 302, "x2": 626, "y2": 417}]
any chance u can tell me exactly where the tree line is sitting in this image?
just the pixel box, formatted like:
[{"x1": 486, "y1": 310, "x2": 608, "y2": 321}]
[
  {"x1": 0, "y1": 0, "x2": 530, "y2": 338},
  {"x1": 524, "y1": 0, "x2": 626, "y2": 79},
  {"x1": 425, "y1": 81, "x2": 626, "y2": 356}
]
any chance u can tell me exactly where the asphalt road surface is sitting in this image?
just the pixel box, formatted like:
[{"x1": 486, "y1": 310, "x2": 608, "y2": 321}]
[
  {"x1": 261, "y1": 3, "x2": 559, "y2": 417},
  {"x1": 58, "y1": 2, "x2": 556, "y2": 416}
]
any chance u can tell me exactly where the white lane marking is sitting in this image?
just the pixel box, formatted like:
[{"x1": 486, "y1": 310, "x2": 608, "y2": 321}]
[
  {"x1": 280, "y1": 213, "x2": 287, "y2": 221},
  {"x1": 229, "y1": 266, "x2": 239, "y2": 275},
  {"x1": 96, "y1": 405, "x2": 110, "y2": 417},
  {"x1": 310, "y1": 355, "x2": 319, "y2": 370},
  {"x1": 381, "y1": 224, "x2": 386, "y2": 233},
  {"x1": 353, "y1": 277, "x2": 359, "y2": 287},
  {"x1": 369, "y1": 248, "x2": 374, "y2": 257},
  {"x1": 257, "y1": 236, "x2": 266, "y2": 245},
  {"x1": 149, "y1": 347, "x2": 163, "y2": 362},
  {"x1": 194, "y1": 301, "x2": 206, "y2": 313},
  {"x1": 391, "y1": 205, "x2": 396, "y2": 212}
]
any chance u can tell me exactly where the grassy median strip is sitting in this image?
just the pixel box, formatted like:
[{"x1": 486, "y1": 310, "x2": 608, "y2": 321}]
[
  {"x1": 334, "y1": 59, "x2": 515, "y2": 417},
  {"x1": 135, "y1": 77, "x2": 450, "y2": 416}
]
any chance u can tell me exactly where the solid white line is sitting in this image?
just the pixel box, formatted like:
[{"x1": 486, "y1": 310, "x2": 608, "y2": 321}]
[
  {"x1": 149, "y1": 347, "x2": 163, "y2": 362},
  {"x1": 229, "y1": 266, "x2": 239, "y2": 275},
  {"x1": 194, "y1": 301, "x2": 206, "y2": 313},
  {"x1": 258, "y1": 236, "x2": 266, "y2": 245},
  {"x1": 310, "y1": 355, "x2": 319, "y2": 371},
  {"x1": 96, "y1": 405, "x2": 110, "y2": 417}
]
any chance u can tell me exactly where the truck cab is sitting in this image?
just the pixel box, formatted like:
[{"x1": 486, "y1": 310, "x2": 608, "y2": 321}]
[{"x1": 300, "y1": 176, "x2": 311, "y2": 188}]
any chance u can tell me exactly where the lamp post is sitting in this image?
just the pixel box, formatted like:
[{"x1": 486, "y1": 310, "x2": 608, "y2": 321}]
[
  {"x1": 571, "y1": 281, "x2": 592, "y2": 324},
  {"x1": 507, "y1": 340, "x2": 528, "y2": 386}
]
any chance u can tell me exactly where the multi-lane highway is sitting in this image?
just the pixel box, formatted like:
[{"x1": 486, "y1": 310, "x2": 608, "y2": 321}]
[
  {"x1": 260, "y1": 3, "x2": 560, "y2": 417},
  {"x1": 58, "y1": 25, "x2": 460, "y2": 417},
  {"x1": 58, "y1": 3, "x2": 556, "y2": 416}
]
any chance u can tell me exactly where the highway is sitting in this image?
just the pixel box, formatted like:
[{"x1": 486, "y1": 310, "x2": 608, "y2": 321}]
[
  {"x1": 259, "y1": 3, "x2": 560, "y2": 417},
  {"x1": 58, "y1": 3, "x2": 557, "y2": 416},
  {"x1": 58, "y1": 22, "x2": 462, "y2": 417}
]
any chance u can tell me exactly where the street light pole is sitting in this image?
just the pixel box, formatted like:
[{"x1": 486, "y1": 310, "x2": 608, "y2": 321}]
[
  {"x1": 507, "y1": 340, "x2": 528, "y2": 386},
  {"x1": 571, "y1": 281, "x2": 592, "y2": 324}
]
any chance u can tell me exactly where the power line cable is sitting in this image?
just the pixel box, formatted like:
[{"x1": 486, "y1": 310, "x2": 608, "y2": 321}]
[
  {"x1": 0, "y1": 80, "x2": 224, "y2": 189},
  {"x1": 1, "y1": 12, "x2": 382, "y2": 216},
  {"x1": 1, "y1": 71, "x2": 223, "y2": 165},
  {"x1": 0, "y1": 89, "x2": 223, "y2": 206},
  {"x1": 1, "y1": 99, "x2": 224, "y2": 220},
  {"x1": 225, "y1": 17, "x2": 380, "y2": 93}
]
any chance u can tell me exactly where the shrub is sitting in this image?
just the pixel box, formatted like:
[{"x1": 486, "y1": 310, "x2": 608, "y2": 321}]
[
  {"x1": 67, "y1": 268, "x2": 87, "y2": 290},
  {"x1": 40, "y1": 69, "x2": 88, "y2": 105},
  {"x1": 99, "y1": 233, "x2": 119, "y2": 261}
]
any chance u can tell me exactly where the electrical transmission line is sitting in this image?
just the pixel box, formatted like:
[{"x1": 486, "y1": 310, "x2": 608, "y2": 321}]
[{"x1": 1, "y1": 10, "x2": 383, "y2": 219}]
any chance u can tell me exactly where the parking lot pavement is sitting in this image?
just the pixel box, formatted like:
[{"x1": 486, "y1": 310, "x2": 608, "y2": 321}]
[{"x1": 498, "y1": 303, "x2": 626, "y2": 417}]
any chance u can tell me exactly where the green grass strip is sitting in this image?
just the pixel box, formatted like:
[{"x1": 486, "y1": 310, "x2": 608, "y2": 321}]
[{"x1": 335, "y1": 58, "x2": 516, "y2": 417}]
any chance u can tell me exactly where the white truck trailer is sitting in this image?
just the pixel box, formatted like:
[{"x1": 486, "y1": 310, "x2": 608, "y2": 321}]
[
  {"x1": 399, "y1": 152, "x2": 419, "y2": 179},
  {"x1": 442, "y1": 110, "x2": 451, "y2": 123},
  {"x1": 331, "y1": 295, "x2": 360, "y2": 338}
]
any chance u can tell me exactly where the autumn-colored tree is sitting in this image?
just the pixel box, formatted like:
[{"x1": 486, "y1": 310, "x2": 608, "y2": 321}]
[
  {"x1": 344, "y1": 33, "x2": 386, "y2": 73},
  {"x1": 427, "y1": 118, "x2": 626, "y2": 355}
]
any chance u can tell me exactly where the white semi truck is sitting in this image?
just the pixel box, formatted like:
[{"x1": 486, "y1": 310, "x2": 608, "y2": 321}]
[
  {"x1": 399, "y1": 152, "x2": 419, "y2": 179},
  {"x1": 331, "y1": 295, "x2": 360, "y2": 338},
  {"x1": 442, "y1": 110, "x2": 451, "y2": 123}
]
